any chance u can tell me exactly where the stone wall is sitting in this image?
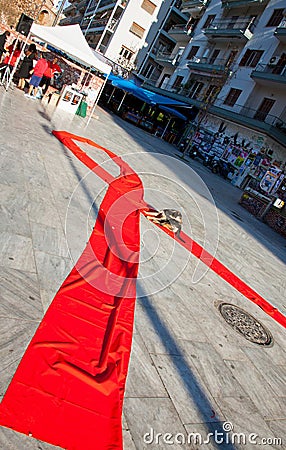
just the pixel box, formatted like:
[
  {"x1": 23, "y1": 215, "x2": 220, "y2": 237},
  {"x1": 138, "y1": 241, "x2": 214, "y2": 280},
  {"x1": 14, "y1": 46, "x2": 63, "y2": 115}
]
[{"x1": 0, "y1": 0, "x2": 56, "y2": 28}]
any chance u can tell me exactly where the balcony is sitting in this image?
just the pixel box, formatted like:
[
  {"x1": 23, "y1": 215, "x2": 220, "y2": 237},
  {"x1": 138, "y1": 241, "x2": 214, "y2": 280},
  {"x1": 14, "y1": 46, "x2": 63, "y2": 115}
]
[
  {"x1": 171, "y1": 4, "x2": 189, "y2": 22},
  {"x1": 60, "y1": 15, "x2": 82, "y2": 25},
  {"x1": 221, "y1": 0, "x2": 269, "y2": 8},
  {"x1": 82, "y1": 17, "x2": 109, "y2": 33},
  {"x1": 152, "y1": 48, "x2": 182, "y2": 67},
  {"x1": 168, "y1": 24, "x2": 194, "y2": 42},
  {"x1": 187, "y1": 57, "x2": 231, "y2": 76},
  {"x1": 160, "y1": 29, "x2": 177, "y2": 44},
  {"x1": 251, "y1": 63, "x2": 286, "y2": 87},
  {"x1": 63, "y1": 4, "x2": 77, "y2": 15},
  {"x1": 204, "y1": 17, "x2": 256, "y2": 42},
  {"x1": 181, "y1": 0, "x2": 207, "y2": 14},
  {"x1": 211, "y1": 103, "x2": 286, "y2": 147},
  {"x1": 86, "y1": 0, "x2": 116, "y2": 15},
  {"x1": 78, "y1": 0, "x2": 88, "y2": 12},
  {"x1": 275, "y1": 19, "x2": 286, "y2": 43}
]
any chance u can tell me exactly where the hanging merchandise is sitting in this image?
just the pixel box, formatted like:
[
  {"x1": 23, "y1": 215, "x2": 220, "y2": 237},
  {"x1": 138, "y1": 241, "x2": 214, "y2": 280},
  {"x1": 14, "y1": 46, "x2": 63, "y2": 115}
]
[{"x1": 260, "y1": 167, "x2": 282, "y2": 194}]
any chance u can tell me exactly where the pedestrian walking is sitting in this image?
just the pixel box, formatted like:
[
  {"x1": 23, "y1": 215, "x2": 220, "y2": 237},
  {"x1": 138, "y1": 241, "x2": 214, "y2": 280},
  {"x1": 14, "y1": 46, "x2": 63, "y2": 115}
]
[
  {"x1": 40, "y1": 56, "x2": 62, "y2": 95},
  {"x1": 24, "y1": 53, "x2": 48, "y2": 99}
]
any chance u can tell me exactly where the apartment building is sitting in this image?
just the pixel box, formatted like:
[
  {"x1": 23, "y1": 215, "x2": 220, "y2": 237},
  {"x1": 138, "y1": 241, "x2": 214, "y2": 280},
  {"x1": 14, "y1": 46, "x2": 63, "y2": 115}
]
[
  {"x1": 60, "y1": 0, "x2": 89, "y2": 26},
  {"x1": 137, "y1": 0, "x2": 286, "y2": 165},
  {"x1": 64, "y1": 0, "x2": 163, "y2": 72}
]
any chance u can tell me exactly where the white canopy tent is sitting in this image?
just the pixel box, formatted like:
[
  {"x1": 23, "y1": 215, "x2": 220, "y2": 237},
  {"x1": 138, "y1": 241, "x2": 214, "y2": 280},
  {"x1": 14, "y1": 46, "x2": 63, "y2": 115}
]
[
  {"x1": 5, "y1": 24, "x2": 112, "y2": 124},
  {"x1": 29, "y1": 24, "x2": 111, "y2": 75}
]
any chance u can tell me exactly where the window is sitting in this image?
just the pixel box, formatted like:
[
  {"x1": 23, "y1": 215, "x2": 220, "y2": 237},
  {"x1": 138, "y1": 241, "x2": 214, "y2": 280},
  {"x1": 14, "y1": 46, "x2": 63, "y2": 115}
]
[
  {"x1": 204, "y1": 85, "x2": 219, "y2": 103},
  {"x1": 119, "y1": 46, "x2": 134, "y2": 60},
  {"x1": 188, "y1": 81, "x2": 204, "y2": 99},
  {"x1": 209, "y1": 49, "x2": 220, "y2": 64},
  {"x1": 202, "y1": 15, "x2": 215, "y2": 29},
  {"x1": 254, "y1": 98, "x2": 275, "y2": 121},
  {"x1": 239, "y1": 49, "x2": 264, "y2": 67},
  {"x1": 223, "y1": 88, "x2": 242, "y2": 106},
  {"x1": 141, "y1": 0, "x2": 156, "y2": 15},
  {"x1": 142, "y1": 62, "x2": 155, "y2": 78},
  {"x1": 187, "y1": 17, "x2": 200, "y2": 33},
  {"x1": 173, "y1": 75, "x2": 184, "y2": 88},
  {"x1": 130, "y1": 22, "x2": 145, "y2": 38},
  {"x1": 266, "y1": 9, "x2": 284, "y2": 27},
  {"x1": 187, "y1": 46, "x2": 199, "y2": 60}
]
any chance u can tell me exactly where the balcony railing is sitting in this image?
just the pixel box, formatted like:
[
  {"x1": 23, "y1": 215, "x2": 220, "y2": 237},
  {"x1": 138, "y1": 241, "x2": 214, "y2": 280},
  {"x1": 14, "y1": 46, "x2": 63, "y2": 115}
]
[
  {"x1": 86, "y1": 0, "x2": 116, "y2": 14},
  {"x1": 168, "y1": 24, "x2": 194, "y2": 37},
  {"x1": 238, "y1": 105, "x2": 286, "y2": 129},
  {"x1": 222, "y1": 0, "x2": 268, "y2": 8},
  {"x1": 83, "y1": 17, "x2": 109, "y2": 29},
  {"x1": 187, "y1": 56, "x2": 232, "y2": 74},
  {"x1": 153, "y1": 50, "x2": 182, "y2": 65},
  {"x1": 275, "y1": 19, "x2": 286, "y2": 41},
  {"x1": 181, "y1": 0, "x2": 207, "y2": 11},
  {"x1": 277, "y1": 18, "x2": 286, "y2": 29},
  {"x1": 251, "y1": 63, "x2": 286, "y2": 82},
  {"x1": 205, "y1": 16, "x2": 256, "y2": 33}
]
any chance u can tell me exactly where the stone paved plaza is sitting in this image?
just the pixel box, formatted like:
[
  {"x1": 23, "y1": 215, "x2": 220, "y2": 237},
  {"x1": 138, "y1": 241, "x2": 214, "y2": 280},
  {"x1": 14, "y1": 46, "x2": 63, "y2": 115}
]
[{"x1": 0, "y1": 86, "x2": 285, "y2": 449}]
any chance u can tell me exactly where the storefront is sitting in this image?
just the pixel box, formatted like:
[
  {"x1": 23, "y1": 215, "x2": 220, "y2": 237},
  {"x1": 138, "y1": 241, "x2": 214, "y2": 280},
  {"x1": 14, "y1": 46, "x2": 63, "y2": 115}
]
[{"x1": 239, "y1": 168, "x2": 286, "y2": 237}]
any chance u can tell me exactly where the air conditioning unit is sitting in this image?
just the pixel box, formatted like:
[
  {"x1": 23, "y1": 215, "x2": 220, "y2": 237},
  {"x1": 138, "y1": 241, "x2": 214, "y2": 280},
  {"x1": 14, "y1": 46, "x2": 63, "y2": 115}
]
[{"x1": 268, "y1": 56, "x2": 280, "y2": 66}]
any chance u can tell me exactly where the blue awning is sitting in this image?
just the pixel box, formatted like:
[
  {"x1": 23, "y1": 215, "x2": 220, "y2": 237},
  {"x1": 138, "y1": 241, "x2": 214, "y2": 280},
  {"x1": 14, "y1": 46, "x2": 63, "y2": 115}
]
[
  {"x1": 109, "y1": 74, "x2": 188, "y2": 108},
  {"x1": 159, "y1": 105, "x2": 187, "y2": 121}
]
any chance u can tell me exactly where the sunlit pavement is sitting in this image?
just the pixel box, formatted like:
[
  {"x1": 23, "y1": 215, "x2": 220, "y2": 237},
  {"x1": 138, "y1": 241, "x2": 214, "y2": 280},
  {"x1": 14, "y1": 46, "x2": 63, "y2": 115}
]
[{"x1": 0, "y1": 86, "x2": 285, "y2": 449}]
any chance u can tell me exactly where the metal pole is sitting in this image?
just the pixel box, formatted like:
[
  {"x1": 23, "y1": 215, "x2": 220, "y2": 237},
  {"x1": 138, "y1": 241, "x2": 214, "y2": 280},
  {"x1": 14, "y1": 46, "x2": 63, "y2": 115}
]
[
  {"x1": 117, "y1": 91, "x2": 127, "y2": 111},
  {"x1": 84, "y1": 0, "x2": 102, "y2": 37},
  {"x1": 107, "y1": 86, "x2": 115, "y2": 103},
  {"x1": 52, "y1": 0, "x2": 66, "y2": 26},
  {"x1": 161, "y1": 117, "x2": 171, "y2": 139},
  {"x1": 81, "y1": 67, "x2": 92, "y2": 90}
]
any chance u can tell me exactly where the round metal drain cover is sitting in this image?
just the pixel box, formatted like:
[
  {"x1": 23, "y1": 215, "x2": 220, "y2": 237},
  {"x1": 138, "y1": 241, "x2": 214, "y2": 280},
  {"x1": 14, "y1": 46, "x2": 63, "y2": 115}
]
[{"x1": 218, "y1": 303, "x2": 273, "y2": 346}]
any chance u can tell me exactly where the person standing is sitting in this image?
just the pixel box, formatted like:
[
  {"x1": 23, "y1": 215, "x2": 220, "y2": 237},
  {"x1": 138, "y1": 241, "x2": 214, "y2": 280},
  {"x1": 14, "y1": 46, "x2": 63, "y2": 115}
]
[
  {"x1": 40, "y1": 56, "x2": 62, "y2": 95},
  {"x1": 0, "y1": 30, "x2": 10, "y2": 61},
  {"x1": 17, "y1": 43, "x2": 37, "y2": 90},
  {"x1": 2, "y1": 40, "x2": 21, "y2": 74},
  {"x1": 25, "y1": 53, "x2": 48, "y2": 99}
]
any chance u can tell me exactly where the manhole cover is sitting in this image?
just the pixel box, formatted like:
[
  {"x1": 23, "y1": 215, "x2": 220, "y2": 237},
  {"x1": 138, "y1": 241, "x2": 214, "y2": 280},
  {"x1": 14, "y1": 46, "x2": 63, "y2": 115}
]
[{"x1": 218, "y1": 303, "x2": 273, "y2": 346}]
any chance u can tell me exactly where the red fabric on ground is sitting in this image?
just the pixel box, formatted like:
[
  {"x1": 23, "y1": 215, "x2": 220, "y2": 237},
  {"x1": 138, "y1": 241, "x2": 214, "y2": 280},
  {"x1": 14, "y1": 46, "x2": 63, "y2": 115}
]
[
  {"x1": 0, "y1": 131, "x2": 146, "y2": 450},
  {"x1": 0, "y1": 131, "x2": 285, "y2": 450}
]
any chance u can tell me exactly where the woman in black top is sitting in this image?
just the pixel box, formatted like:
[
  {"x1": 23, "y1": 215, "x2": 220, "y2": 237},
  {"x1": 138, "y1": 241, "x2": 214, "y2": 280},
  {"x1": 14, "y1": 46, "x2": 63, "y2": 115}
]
[{"x1": 17, "y1": 43, "x2": 37, "y2": 90}]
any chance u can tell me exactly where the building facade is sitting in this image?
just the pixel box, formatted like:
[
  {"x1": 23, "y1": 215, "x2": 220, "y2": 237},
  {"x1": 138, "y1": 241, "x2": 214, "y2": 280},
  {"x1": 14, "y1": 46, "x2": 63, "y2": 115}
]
[
  {"x1": 136, "y1": 0, "x2": 286, "y2": 169},
  {"x1": 60, "y1": 0, "x2": 89, "y2": 26},
  {"x1": 63, "y1": 0, "x2": 165, "y2": 73}
]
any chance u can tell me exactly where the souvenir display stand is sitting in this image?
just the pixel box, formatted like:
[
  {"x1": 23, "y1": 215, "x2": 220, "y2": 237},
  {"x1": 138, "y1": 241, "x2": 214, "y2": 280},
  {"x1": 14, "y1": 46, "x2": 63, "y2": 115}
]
[{"x1": 57, "y1": 85, "x2": 83, "y2": 114}]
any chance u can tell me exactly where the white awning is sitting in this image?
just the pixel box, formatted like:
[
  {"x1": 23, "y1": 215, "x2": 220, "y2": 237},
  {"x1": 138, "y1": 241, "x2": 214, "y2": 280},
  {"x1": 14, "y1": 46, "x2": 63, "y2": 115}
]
[{"x1": 30, "y1": 24, "x2": 112, "y2": 75}]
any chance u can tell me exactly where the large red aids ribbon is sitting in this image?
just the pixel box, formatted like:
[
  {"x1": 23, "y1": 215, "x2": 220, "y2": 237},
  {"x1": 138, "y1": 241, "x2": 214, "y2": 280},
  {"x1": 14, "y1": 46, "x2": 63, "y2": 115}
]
[
  {"x1": 0, "y1": 131, "x2": 147, "y2": 450},
  {"x1": 0, "y1": 132, "x2": 285, "y2": 450}
]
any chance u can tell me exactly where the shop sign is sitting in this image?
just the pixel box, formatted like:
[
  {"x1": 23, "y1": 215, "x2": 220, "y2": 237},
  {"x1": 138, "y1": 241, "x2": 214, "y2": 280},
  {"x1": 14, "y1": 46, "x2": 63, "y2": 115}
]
[{"x1": 273, "y1": 198, "x2": 285, "y2": 209}]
